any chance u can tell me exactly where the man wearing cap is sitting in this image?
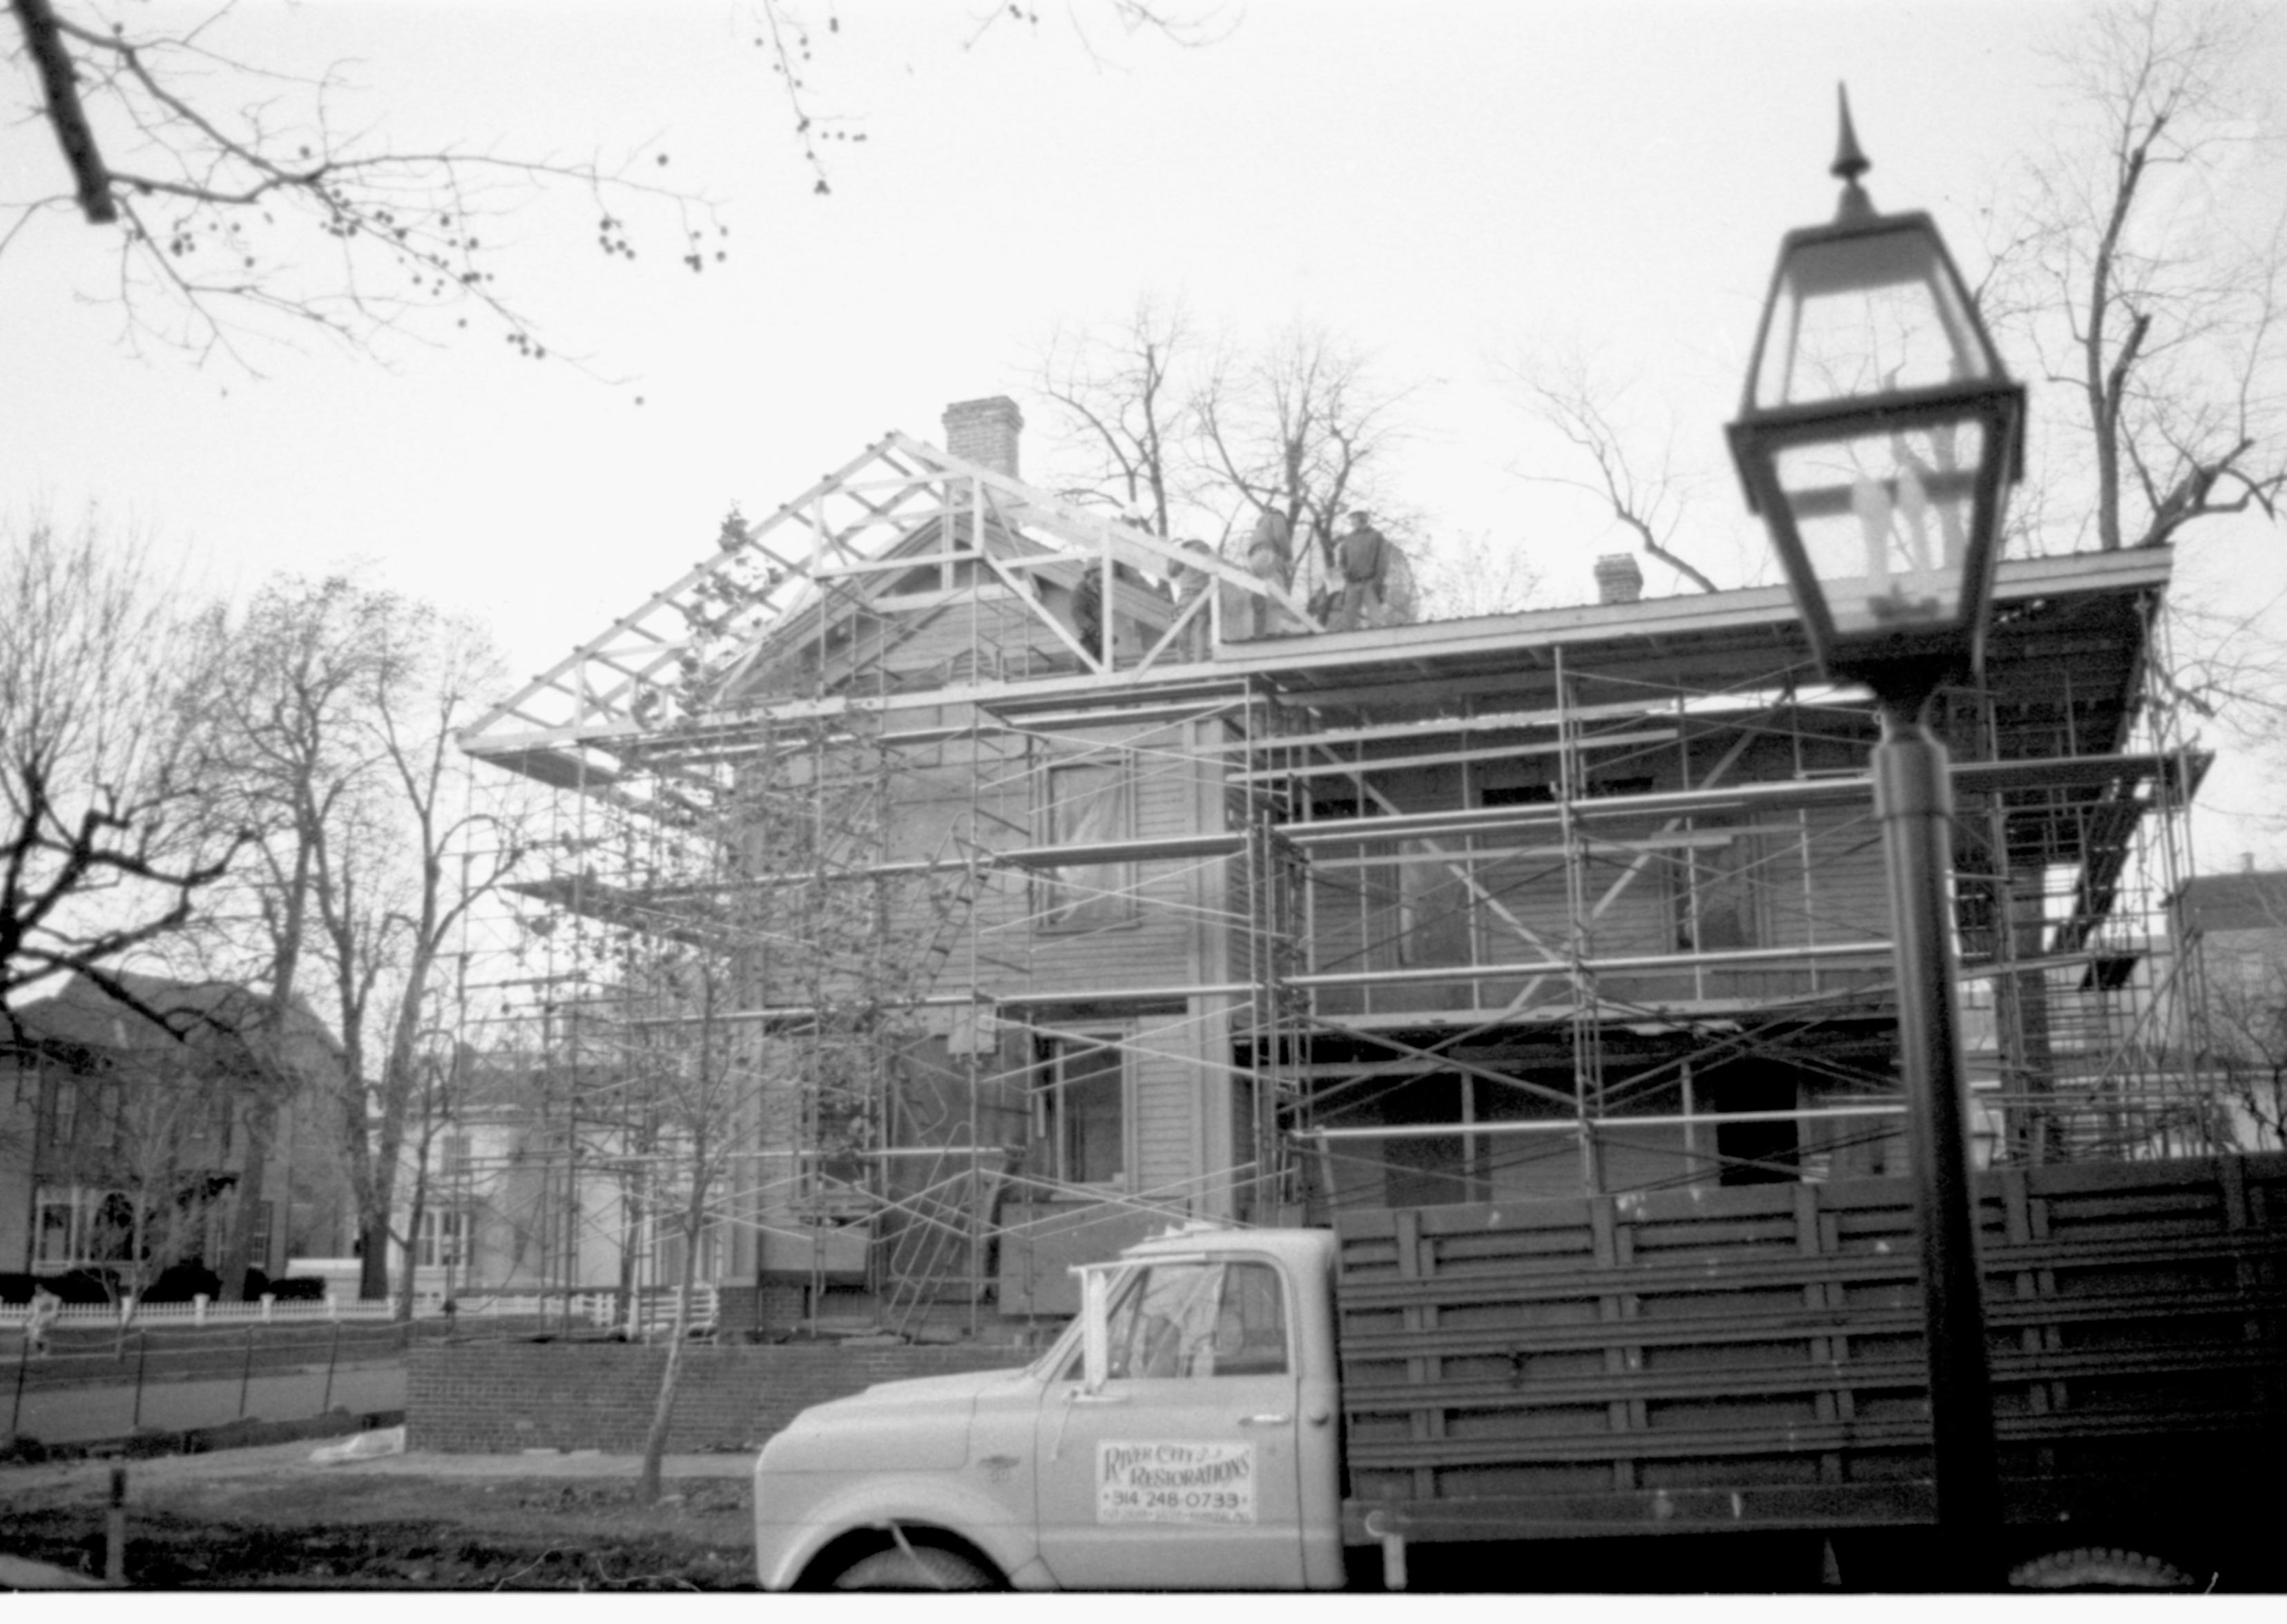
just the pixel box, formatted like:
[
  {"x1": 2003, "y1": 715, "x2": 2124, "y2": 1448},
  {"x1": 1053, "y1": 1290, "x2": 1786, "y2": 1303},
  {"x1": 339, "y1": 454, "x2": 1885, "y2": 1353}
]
[{"x1": 1329, "y1": 509, "x2": 1389, "y2": 632}]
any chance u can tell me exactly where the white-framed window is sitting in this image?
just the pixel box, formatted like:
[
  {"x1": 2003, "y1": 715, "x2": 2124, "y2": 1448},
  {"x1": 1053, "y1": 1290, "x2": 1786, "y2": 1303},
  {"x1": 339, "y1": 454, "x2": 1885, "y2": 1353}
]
[
  {"x1": 416, "y1": 1208, "x2": 470, "y2": 1268},
  {"x1": 653, "y1": 1221, "x2": 722, "y2": 1288},
  {"x1": 249, "y1": 1200, "x2": 274, "y2": 1271},
  {"x1": 30, "y1": 1185, "x2": 142, "y2": 1267},
  {"x1": 1038, "y1": 753, "x2": 1136, "y2": 931},
  {"x1": 1035, "y1": 1032, "x2": 1128, "y2": 1187},
  {"x1": 35, "y1": 1189, "x2": 83, "y2": 1266}
]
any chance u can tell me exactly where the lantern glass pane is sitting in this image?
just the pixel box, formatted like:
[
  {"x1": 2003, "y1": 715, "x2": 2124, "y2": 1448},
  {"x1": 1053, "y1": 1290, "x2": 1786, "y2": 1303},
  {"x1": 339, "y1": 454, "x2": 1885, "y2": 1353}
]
[
  {"x1": 1755, "y1": 225, "x2": 1993, "y2": 411},
  {"x1": 1775, "y1": 419, "x2": 1987, "y2": 639}
]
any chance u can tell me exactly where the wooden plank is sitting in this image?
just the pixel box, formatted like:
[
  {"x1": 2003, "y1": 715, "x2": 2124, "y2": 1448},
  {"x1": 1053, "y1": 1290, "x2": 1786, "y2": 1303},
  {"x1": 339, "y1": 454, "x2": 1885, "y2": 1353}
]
[
  {"x1": 1393, "y1": 1207, "x2": 1436, "y2": 1505},
  {"x1": 1590, "y1": 1197, "x2": 1638, "y2": 1491}
]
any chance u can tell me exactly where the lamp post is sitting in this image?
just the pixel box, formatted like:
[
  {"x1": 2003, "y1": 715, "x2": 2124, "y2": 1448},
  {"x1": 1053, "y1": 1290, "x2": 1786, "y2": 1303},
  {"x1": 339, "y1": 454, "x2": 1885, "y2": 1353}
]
[{"x1": 1727, "y1": 89, "x2": 2021, "y2": 1587}]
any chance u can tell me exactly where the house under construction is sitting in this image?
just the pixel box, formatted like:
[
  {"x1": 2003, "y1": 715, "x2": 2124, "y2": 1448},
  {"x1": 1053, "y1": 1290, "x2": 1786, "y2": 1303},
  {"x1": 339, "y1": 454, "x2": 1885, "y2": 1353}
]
[{"x1": 458, "y1": 396, "x2": 2219, "y2": 1339}]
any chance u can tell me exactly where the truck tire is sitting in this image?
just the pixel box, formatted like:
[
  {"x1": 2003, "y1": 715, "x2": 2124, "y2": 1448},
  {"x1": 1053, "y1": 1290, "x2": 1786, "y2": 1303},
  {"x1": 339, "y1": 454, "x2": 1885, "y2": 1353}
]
[
  {"x1": 2009, "y1": 1547, "x2": 2196, "y2": 1591},
  {"x1": 831, "y1": 1545, "x2": 996, "y2": 1590}
]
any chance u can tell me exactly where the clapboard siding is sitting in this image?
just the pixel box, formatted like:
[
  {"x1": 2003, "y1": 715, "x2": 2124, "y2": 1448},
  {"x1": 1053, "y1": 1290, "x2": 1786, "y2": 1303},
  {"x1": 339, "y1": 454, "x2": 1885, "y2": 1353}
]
[{"x1": 1128, "y1": 1025, "x2": 1199, "y2": 1197}]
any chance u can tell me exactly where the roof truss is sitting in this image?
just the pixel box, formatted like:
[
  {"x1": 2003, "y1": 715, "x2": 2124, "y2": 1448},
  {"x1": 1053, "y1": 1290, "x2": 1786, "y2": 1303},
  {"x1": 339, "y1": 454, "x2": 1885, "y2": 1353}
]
[{"x1": 461, "y1": 433, "x2": 1318, "y2": 769}]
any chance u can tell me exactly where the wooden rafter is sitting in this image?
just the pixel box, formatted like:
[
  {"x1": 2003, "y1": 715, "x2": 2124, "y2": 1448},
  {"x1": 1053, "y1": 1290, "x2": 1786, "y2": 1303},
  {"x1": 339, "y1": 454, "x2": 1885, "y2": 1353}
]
[{"x1": 461, "y1": 430, "x2": 1322, "y2": 766}]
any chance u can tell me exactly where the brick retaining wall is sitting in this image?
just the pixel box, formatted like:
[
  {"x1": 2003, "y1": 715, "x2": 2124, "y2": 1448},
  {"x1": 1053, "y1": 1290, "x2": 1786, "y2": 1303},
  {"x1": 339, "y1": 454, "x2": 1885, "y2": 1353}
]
[{"x1": 406, "y1": 1340, "x2": 1031, "y2": 1454}]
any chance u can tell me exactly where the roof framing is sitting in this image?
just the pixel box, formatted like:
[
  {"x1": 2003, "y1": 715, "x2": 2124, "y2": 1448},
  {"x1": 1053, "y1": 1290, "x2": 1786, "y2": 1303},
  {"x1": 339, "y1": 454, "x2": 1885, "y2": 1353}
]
[{"x1": 460, "y1": 432, "x2": 1318, "y2": 771}]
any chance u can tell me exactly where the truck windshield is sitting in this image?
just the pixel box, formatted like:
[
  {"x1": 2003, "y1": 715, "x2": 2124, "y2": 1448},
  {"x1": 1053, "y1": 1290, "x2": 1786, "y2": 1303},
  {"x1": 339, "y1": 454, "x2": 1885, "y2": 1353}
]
[{"x1": 1085, "y1": 1258, "x2": 1289, "y2": 1381}]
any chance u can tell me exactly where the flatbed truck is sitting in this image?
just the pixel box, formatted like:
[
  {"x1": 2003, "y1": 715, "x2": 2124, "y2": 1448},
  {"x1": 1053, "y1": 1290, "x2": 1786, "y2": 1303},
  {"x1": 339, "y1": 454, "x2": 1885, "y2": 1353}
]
[{"x1": 751, "y1": 1152, "x2": 2287, "y2": 1590}]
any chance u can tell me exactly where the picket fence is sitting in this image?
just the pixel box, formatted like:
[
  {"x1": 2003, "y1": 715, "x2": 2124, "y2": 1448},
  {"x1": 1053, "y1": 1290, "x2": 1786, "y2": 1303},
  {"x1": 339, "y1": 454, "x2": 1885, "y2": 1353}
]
[{"x1": 1, "y1": 1282, "x2": 717, "y2": 1337}]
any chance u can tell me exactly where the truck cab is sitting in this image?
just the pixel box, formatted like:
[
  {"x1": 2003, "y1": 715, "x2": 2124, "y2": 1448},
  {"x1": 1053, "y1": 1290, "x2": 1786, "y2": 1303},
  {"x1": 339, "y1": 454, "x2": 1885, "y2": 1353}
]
[{"x1": 752, "y1": 1223, "x2": 1345, "y2": 1590}]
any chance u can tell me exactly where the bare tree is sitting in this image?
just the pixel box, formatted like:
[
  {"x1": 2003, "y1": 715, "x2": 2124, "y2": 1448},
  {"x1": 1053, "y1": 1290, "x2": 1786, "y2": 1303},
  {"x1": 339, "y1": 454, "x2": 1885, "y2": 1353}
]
[
  {"x1": 1032, "y1": 293, "x2": 1198, "y2": 536},
  {"x1": 75, "y1": 1014, "x2": 249, "y2": 1331},
  {"x1": 0, "y1": 514, "x2": 238, "y2": 1045},
  {"x1": 1027, "y1": 306, "x2": 1428, "y2": 624},
  {"x1": 605, "y1": 697, "x2": 950, "y2": 1502},
  {"x1": 1982, "y1": 0, "x2": 2287, "y2": 557},
  {"x1": 6, "y1": 3, "x2": 1237, "y2": 369},
  {"x1": 1195, "y1": 322, "x2": 1418, "y2": 595},
  {"x1": 621, "y1": 927, "x2": 755, "y2": 1505},
  {"x1": 1496, "y1": 344, "x2": 1719, "y2": 594},
  {"x1": 197, "y1": 575, "x2": 528, "y2": 1305},
  {"x1": 757, "y1": 1, "x2": 1235, "y2": 193},
  {"x1": 1413, "y1": 530, "x2": 1544, "y2": 621},
  {"x1": 5, "y1": 0, "x2": 722, "y2": 367}
]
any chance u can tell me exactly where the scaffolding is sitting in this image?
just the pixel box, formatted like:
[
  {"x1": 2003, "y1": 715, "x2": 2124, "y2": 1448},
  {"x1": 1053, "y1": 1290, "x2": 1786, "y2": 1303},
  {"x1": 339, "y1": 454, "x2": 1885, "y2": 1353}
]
[{"x1": 458, "y1": 433, "x2": 2218, "y2": 1338}]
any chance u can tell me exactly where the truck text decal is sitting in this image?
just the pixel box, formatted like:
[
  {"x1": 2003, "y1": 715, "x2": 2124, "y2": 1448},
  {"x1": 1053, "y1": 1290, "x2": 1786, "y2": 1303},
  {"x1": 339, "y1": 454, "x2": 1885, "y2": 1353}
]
[{"x1": 1097, "y1": 1441, "x2": 1257, "y2": 1525}]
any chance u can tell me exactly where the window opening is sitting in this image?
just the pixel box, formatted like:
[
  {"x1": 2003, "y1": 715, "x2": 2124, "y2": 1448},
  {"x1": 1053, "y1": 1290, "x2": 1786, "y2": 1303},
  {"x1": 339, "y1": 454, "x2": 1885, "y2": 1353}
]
[
  {"x1": 1036, "y1": 1032, "x2": 1126, "y2": 1186},
  {"x1": 1040, "y1": 755, "x2": 1135, "y2": 930}
]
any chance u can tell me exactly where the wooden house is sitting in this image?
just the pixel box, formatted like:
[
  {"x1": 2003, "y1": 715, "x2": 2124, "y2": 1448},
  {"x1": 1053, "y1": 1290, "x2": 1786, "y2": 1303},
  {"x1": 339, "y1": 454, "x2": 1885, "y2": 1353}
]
[{"x1": 463, "y1": 398, "x2": 2208, "y2": 1335}]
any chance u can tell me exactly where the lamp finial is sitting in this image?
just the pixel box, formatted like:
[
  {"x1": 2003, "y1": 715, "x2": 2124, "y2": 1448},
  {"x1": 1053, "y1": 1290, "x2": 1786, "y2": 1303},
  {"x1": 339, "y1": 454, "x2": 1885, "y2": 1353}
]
[
  {"x1": 1831, "y1": 85, "x2": 1875, "y2": 222},
  {"x1": 1831, "y1": 86, "x2": 1870, "y2": 184}
]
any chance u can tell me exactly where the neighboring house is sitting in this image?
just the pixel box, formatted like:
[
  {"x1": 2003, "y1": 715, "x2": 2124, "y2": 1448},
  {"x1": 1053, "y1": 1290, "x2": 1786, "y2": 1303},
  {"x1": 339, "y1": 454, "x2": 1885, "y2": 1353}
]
[
  {"x1": 380, "y1": 1048, "x2": 630, "y2": 1305},
  {"x1": 461, "y1": 396, "x2": 2206, "y2": 1335},
  {"x1": 0, "y1": 971, "x2": 345, "y2": 1288},
  {"x1": 2174, "y1": 866, "x2": 2287, "y2": 1150}
]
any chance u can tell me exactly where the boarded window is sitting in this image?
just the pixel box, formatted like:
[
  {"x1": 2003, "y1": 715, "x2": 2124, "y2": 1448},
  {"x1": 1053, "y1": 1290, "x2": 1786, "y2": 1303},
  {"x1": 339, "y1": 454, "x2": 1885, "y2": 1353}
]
[
  {"x1": 1040, "y1": 757, "x2": 1135, "y2": 931},
  {"x1": 1674, "y1": 831, "x2": 1766, "y2": 952}
]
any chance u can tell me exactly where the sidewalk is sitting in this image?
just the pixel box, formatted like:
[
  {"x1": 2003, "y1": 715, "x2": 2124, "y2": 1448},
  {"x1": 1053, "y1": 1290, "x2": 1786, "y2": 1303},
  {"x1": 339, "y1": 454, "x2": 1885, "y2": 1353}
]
[
  {"x1": 0, "y1": 1434, "x2": 755, "y2": 1496},
  {"x1": 6, "y1": 1360, "x2": 407, "y2": 1445}
]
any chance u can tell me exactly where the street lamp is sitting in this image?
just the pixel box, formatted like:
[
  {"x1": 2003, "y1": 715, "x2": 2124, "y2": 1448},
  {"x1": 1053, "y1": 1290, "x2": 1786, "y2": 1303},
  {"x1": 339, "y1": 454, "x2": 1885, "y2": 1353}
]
[{"x1": 1728, "y1": 89, "x2": 2018, "y2": 1586}]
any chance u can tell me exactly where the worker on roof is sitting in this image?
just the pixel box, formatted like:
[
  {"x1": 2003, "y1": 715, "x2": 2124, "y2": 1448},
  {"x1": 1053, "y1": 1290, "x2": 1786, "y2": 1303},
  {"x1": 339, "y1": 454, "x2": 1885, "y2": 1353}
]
[
  {"x1": 1327, "y1": 508, "x2": 1391, "y2": 633},
  {"x1": 1168, "y1": 538, "x2": 1216, "y2": 659},
  {"x1": 1242, "y1": 506, "x2": 1293, "y2": 639}
]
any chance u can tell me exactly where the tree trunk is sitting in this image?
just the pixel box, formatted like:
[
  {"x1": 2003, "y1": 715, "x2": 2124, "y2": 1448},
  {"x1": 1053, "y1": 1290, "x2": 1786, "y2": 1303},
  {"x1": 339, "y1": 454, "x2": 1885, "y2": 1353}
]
[
  {"x1": 358, "y1": 1216, "x2": 392, "y2": 1302},
  {"x1": 616, "y1": 1165, "x2": 643, "y2": 1337},
  {"x1": 637, "y1": 1178, "x2": 708, "y2": 1503},
  {"x1": 636, "y1": 1304, "x2": 688, "y2": 1505},
  {"x1": 115, "y1": 1201, "x2": 150, "y2": 1360},
  {"x1": 396, "y1": 1163, "x2": 430, "y2": 1323},
  {"x1": 223, "y1": 831, "x2": 313, "y2": 1301},
  {"x1": 216, "y1": 1098, "x2": 278, "y2": 1300}
]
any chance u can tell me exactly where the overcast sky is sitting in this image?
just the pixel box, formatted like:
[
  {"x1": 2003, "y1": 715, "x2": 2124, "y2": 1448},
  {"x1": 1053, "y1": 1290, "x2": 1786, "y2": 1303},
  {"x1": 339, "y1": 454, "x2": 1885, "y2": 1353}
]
[{"x1": 6, "y1": 0, "x2": 2284, "y2": 862}]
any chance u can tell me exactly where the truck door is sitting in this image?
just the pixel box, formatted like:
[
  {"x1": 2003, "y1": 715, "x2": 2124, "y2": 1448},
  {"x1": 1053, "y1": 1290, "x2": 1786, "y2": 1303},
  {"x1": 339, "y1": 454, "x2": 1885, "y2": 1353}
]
[{"x1": 1033, "y1": 1255, "x2": 1306, "y2": 1589}]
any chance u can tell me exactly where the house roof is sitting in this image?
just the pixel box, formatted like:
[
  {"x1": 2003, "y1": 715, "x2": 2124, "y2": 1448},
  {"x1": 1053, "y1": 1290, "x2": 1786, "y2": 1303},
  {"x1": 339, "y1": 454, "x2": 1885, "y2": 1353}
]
[
  {"x1": 2178, "y1": 871, "x2": 2287, "y2": 935},
  {"x1": 461, "y1": 406, "x2": 2177, "y2": 767},
  {"x1": 15, "y1": 970, "x2": 339, "y2": 1063}
]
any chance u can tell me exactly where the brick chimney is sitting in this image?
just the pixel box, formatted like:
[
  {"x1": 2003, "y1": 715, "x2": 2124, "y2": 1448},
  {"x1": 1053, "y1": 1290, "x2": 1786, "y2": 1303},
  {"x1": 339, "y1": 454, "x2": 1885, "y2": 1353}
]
[
  {"x1": 942, "y1": 396, "x2": 1024, "y2": 478},
  {"x1": 1594, "y1": 553, "x2": 1643, "y2": 605}
]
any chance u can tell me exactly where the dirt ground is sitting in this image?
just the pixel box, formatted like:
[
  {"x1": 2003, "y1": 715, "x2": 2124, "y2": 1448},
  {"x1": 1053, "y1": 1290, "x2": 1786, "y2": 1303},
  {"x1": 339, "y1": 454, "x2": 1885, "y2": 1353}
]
[{"x1": 0, "y1": 1446, "x2": 755, "y2": 1589}]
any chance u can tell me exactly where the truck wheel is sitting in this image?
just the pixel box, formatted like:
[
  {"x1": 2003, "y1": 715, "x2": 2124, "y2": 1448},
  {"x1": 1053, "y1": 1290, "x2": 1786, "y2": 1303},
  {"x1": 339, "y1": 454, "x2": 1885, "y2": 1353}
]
[
  {"x1": 2009, "y1": 1547, "x2": 2196, "y2": 1591},
  {"x1": 831, "y1": 1545, "x2": 996, "y2": 1590}
]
